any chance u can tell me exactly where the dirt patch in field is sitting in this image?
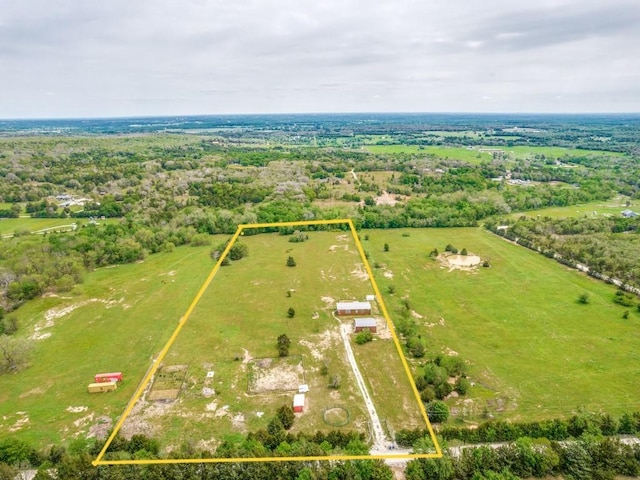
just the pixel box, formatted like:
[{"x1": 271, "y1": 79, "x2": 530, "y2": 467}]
[
  {"x1": 299, "y1": 328, "x2": 341, "y2": 361},
  {"x1": 19, "y1": 387, "x2": 47, "y2": 398},
  {"x1": 438, "y1": 253, "x2": 482, "y2": 272},
  {"x1": 248, "y1": 358, "x2": 305, "y2": 394},
  {"x1": 350, "y1": 263, "x2": 369, "y2": 281},
  {"x1": 375, "y1": 191, "x2": 406, "y2": 206},
  {"x1": 335, "y1": 234, "x2": 349, "y2": 242},
  {"x1": 321, "y1": 296, "x2": 335, "y2": 308},
  {"x1": 34, "y1": 298, "x2": 125, "y2": 340},
  {"x1": 383, "y1": 270, "x2": 394, "y2": 279},
  {"x1": 66, "y1": 406, "x2": 88, "y2": 413},
  {"x1": 8, "y1": 412, "x2": 29, "y2": 432},
  {"x1": 87, "y1": 415, "x2": 112, "y2": 440},
  {"x1": 329, "y1": 244, "x2": 349, "y2": 252}
]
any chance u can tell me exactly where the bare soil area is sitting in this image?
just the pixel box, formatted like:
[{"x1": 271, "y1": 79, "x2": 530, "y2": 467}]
[{"x1": 438, "y1": 253, "x2": 482, "y2": 272}]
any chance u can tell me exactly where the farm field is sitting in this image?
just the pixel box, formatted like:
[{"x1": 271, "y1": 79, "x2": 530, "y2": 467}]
[
  {"x1": 365, "y1": 227, "x2": 640, "y2": 423},
  {"x1": 509, "y1": 196, "x2": 634, "y2": 219},
  {"x1": 0, "y1": 242, "x2": 223, "y2": 447},
  {"x1": 500, "y1": 145, "x2": 625, "y2": 160},
  {"x1": 0, "y1": 217, "x2": 121, "y2": 237},
  {"x1": 364, "y1": 145, "x2": 492, "y2": 163},
  {"x1": 114, "y1": 228, "x2": 424, "y2": 456}
]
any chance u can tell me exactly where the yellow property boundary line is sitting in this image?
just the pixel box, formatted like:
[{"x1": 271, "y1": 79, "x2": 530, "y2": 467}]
[{"x1": 93, "y1": 218, "x2": 442, "y2": 466}]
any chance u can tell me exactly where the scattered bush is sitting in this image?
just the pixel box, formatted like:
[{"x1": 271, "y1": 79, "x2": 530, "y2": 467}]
[{"x1": 354, "y1": 329, "x2": 373, "y2": 344}]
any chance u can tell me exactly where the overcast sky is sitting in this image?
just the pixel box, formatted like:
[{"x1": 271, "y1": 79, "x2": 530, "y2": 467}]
[{"x1": 1, "y1": 0, "x2": 639, "y2": 118}]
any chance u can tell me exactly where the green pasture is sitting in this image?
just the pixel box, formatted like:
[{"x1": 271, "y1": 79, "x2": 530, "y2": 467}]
[
  {"x1": 0, "y1": 217, "x2": 121, "y2": 237},
  {"x1": 510, "y1": 197, "x2": 633, "y2": 219},
  {"x1": 125, "y1": 230, "x2": 421, "y2": 452},
  {"x1": 364, "y1": 228, "x2": 640, "y2": 423},
  {"x1": 365, "y1": 145, "x2": 492, "y2": 163},
  {"x1": 0, "y1": 243, "x2": 222, "y2": 447},
  {"x1": 498, "y1": 146, "x2": 625, "y2": 160}
]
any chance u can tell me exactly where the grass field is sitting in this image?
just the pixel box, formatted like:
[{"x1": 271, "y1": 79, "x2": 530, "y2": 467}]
[
  {"x1": 365, "y1": 145, "x2": 492, "y2": 164},
  {"x1": 3, "y1": 225, "x2": 640, "y2": 450},
  {"x1": 0, "y1": 217, "x2": 121, "y2": 237},
  {"x1": 510, "y1": 196, "x2": 633, "y2": 219},
  {"x1": 0, "y1": 242, "x2": 223, "y2": 447},
  {"x1": 364, "y1": 228, "x2": 640, "y2": 423},
  {"x1": 500, "y1": 146, "x2": 625, "y2": 160},
  {"x1": 117, "y1": 229, "x2": 423, "y2": 453}
]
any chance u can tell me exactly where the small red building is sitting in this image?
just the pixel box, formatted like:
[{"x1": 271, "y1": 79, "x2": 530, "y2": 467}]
[
  {"x1": 95, "y1": 372, "x2": 123, "y2": 383},
  {"x1": 336, "y1": 301, "x2": 371, "y2": 316},
  {"x1": 293, "y1": 394, "x2": 305, "y2": 413},
  {"x1": 354, "y1": 318, "x2": 378, "y2": 333}
]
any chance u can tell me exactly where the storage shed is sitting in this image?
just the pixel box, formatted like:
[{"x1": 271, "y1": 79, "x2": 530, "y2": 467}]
[
  {"x1": 95, "y1": 372, "x2": 123, "y2": 383},
  {"x1": 88, "y1": 381, "x2": 117, "y2": 393},
  {"x1": 293, "y1": 393, "x2": 305, "y2": 413},
  {"x1": 336, "y1": 301, "x2": 371, "y2": 316},
  {"x1": 354, "y1": 318, "x2": 378, "y2": 333}
]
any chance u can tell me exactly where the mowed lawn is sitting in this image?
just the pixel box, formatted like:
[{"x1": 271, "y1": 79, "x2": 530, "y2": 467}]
[
  {"x1": 120, "y1": 229, "x2": 423, "y2": 452},
  {"x1": 364, "y1": 228, "x2": 640, "y2": 422},
  {"x1": 0, "y1": 243, "x2": 221, "y2": 447}
]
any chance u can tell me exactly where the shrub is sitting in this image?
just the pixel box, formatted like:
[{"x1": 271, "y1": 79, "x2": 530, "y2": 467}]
[
  {"x1": 354, "y1": 329, "x2": 373, "y2": 344},
  {"x1": 426, "y1": 401, "x2": 449, "y2": 423},
  {"x1": 455, "y1": 377, "x2": 471, "y2": 395},
  {"x1": 286, "y1": 256, "x2": 297, "y2": 267}
]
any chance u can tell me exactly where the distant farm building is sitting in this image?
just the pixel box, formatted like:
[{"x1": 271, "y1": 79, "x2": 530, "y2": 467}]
[
  {"x1": 336, "y1": 301, "x2": 371, "y2": 316},
  {"x1": 293, "y1": 393, "x2": 305, "y2": 413},
  {"x1": 622, "y1": 209, "x2": 638, "y2": 218},
  {"x1": 88, "y1": 381, "x2": 117, "y2": 393},
  {"x1": 95, "y1": 372, "x2": 123, "y2": 383},
  {"x1": 365, "y1": 294, "x2": 376, "y2": 302},
  {"x1": 354, "y1": 318, "x2": 377, "y2": 334}
]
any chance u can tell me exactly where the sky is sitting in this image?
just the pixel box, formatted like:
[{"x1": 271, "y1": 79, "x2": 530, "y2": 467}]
[{"x1": 1, "y1": 0, "x2": 639, "y2": 118}]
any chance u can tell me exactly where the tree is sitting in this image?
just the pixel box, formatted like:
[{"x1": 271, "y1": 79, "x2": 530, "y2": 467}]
[
  {"x1": 455, "y1": 377, "x2": 471, "y2": 395},
  {"x1": 426, "y1": 401, "x2": 449, "y2": 423},
  {"x1": 429, "y1": 248, "x2": 439, "y2": 257},
  {"x1": 287, "y1": 256, "x2": 297, "y2": 267},
  {"x1": 277, "y1": 334, "x2": 291, "y2": 357},
  {"x1": 0, "y1": 336, "x2": 31, "y2": 373},
  {"x1": 287, "y1": 307, "x2": 296, "y2": 319},
  {"x1": 460, "y1": 248, "x2": 468, "y2": 256},
  {"x1": 229, "y1": 243, "x2": 248, "y2": 261},
  {"x1": 329, "y1": 375, "x2": 341, "y2": 389},
  {"x1": 275, "y1": 405, "x2": 295, "y2": 430},
  {"x1": 578, "y1": 293, "x2": 590, "y2": 304},
  {"x1": 383, "y1": 243, "x2": 390, "y2": 252}
]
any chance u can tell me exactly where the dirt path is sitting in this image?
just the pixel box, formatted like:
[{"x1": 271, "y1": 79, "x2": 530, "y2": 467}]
[
  {"x1": 336, "y1": 320, "x2": 388, "y2": 451},
  {"x1": 349, "y1": 169, "x2": 359, "y2": 183}
]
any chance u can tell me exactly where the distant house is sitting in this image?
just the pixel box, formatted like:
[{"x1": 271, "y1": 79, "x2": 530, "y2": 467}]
[
  {"x1": 354, "y1": 318, "x2": 377, "y2": 334},
  {"x1": 95, "y1": 372, "x2": 123, "y2": 383},
  {"x1": 365, "y1": 294, "x2": 376, "y2": 302},
  {"x1": 622, "y1": 209, "x2": 638, "y2": 218},
  {"x1": 293, "y1": 393, "x2": 305, "y2": 413},
  {"x1": 336, "y1": 301, "x2": 371, "y2": 316}
]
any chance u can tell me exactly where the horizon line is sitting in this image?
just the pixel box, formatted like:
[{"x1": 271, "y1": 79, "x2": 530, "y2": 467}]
[{"x1": 2, "y1": 111, "x2": 640, "y2": 122}]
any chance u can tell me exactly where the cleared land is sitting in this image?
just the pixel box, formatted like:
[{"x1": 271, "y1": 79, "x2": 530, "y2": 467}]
[
  {"x1": 510, "y1": 196, "x2": 634, "y2": 219},
  {"x1": 3, "y1": 225, "x2": 640, "y2": 450},
  {"x1": 0, "y1": 243, "x2": 222, "y2": 446},
  {"x1": 117, "y1": 229, "x2": 423, "y2": 455},
  {"x1": 0, "y1": 217, "x2": 120, "y2": 237},
  {"x1": 365, "y1": 227, "x2": 640, "y2": 423}
]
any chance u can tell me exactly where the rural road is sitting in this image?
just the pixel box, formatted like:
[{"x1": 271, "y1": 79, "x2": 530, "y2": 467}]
[{"x1": 337, "y1": 322, "x2": 389, "y2": 452}]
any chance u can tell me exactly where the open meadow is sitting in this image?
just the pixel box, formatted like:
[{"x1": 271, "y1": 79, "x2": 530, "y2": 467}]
[
  {"x1": 0, "y1": 242, "x2": 223, "y2": 447},
  {"x1": 116, "y1": 228, "x2": 423, "y2": 455},
  {"x1": 509, "y1": 196, "x2": 634, "y2": 219},
  {"x1": 365, "y1": 227, "x2": 640, "y2": 423}
]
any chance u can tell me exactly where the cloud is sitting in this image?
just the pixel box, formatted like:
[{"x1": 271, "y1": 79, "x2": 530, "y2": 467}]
[{"x1": 0, "y1": 0, "x2": 638, "y2": 117}]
